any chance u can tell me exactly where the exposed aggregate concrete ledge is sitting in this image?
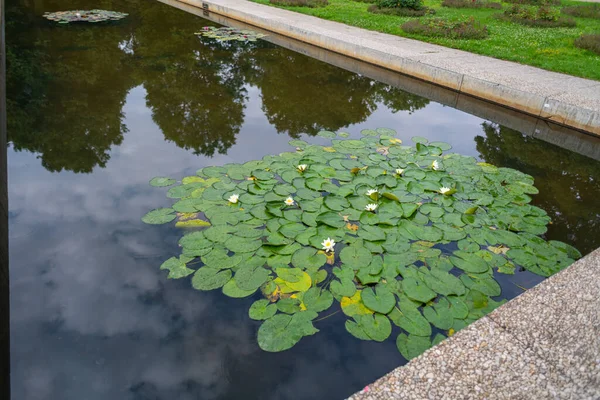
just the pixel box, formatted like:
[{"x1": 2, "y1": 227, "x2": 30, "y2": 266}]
[
  {"x1": 348, "y1": 248, "x2": 600, "y2": 400},
  {"x1": 175, "y1": 0, "x2": 600, "y2": 135}
]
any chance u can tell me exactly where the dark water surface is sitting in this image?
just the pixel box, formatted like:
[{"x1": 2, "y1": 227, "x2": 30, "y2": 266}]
[{"x1": 6, "y1": 0, "x2": 600, "y2": 399}]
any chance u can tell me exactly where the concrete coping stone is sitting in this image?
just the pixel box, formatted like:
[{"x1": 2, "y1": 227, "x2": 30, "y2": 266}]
[{"x1": 348, "y1": 248, "x2": 600, "y2": 399}]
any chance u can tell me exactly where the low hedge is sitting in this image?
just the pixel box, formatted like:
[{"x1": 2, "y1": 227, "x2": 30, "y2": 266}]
[
  {"x1": 442, "y1": 0, "x2": 502, "y2": 9},
  {"x1": 574, "y1": 34, "x2": 600, "y2": 55},
  {"x1": 498, "y1": 5, "x2": 576, "y2": 27},
  {"x1": 402, "y1": 16, "x2": 489, "y2": 39}
]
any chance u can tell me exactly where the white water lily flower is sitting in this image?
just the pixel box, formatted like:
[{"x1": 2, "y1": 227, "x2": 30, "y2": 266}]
[
  {"x1": 321, "y1": 237, "x2": 336, "y2": 252},
  {"x1": 228, "y1": 194, "x2": 240, "y2": 204},
  {"x1": 395, "y1": 168, "x2": 404, "y2": 176},
  {"x1": 297, "y1": 164, "x2": 307, "y2": 172},
  {"x1": 366, "y1": 189, "x2": 378, "y2": 196},
  {"x1": 365, "y1": 203, "x2": 378, "y2": 212},
  {"x1": 440, "y1": 187, "x2": 451, "y2": 195},
  {"x1": 284, "y1": 197, "x2": 295, "y2": 206},
  {"x1": 432, "y1": 160, "x2": 440, "y2": 171}
]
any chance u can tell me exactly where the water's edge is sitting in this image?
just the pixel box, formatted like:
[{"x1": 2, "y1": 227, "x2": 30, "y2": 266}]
[
  {"x1": 159, "y1": 0, "x2": 600, "y2": 161},
  {"x1": 0, "y1": 0, "x2": 11, "y2": 395},
  {"x1": 172, "y1": 0, "x2": 600, "y2": 135}
]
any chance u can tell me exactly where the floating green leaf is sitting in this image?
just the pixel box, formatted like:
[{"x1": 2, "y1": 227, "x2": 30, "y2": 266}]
[
  {"x1": 397, "y1": 334, "x2": 431, "y2": 360},
  {"x1": 249, "y1": 299, "x2": 277, "y2": 320},
  {"x1": 150, "y1": 177, "x2": 176, "y2": 187},
  {"x1": 362, "y1": 285, "x2": 396, "y2": 314},
  {"x1": 142, "y1": 208, "x2": 176, "y2": 224},
  {"x1": 160, "y1": 256, "x2": 194, "y2": 279},
  {"x1": 356, "y1": 314, "x2": 392, "y2": 342},
  {"x1": 258, "y1": 311, "x2": 319, "y2": 352}
]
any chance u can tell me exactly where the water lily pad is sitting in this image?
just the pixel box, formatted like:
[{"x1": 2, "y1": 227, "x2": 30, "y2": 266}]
[
  {"x1": 196, "y1": 26, "x2": 267, "y2": 42},
  {"x1": 160, "y1": 256, "x2": 194, "y2": 279},
  {"x1": 192, "y1": 267, "x2": 232, "y2": 291},
  {"x1": 362, "y1": 285, "x2": 396, "y2": 314},
  {"x1": 396, "y1": 334, "x2": 431, "y2": 360},
  {"x1": 223, "y1": 278, "x2": 257, "y2": 298},
  {"x1": 141, "y1": 205, "x2": 177, "y2": 225},
  {"x1": 258, "y1": 311, "x2": 319, "y2": 352},
  {"x1": 331, "y1": 278, "x2": 357, "y2": 298},
  {"x1": 150, "y1": 177, "x2": 176, "y2": 187},
  {"x1": 235, "y1": 265, "x2": 271, "y2": 291},
  {"x1": 388, "y1": 305, "x2": 432, "y2": 336},
  {"x1": 43, "y1": 9, "x2": 128, "y2": 23},
  {"x1": 356, "y1": 313, "x2": 392, "y2": 342},
  {"x1": 340, "y1": 245, "x2": 373, "y2": 270},
  {"x1": 303, "y1": 287, "x2": 334, "y2": 312},
  {"x1": 291, "y1": 247, "x2": 326, "y2": 270},
  {"x1": 403, "y1": 277, "x2": 436, "y2": 303},
  {"x1": 249, "y1": 299, "x2": 277, "y2": 320}
]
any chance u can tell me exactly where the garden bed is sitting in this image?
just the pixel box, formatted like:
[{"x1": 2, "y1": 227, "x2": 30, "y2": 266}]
[
  {"x1": 574, "y1": 33, "x2": 600, "y2": 54},
  {"x1": 498, "y1": 5, "x2": 577, "y2": 27},
  {"x1": 441, "y1": 0, "x2": 502, "y2": 10},
  {"x1": 402, "y1": 16, "x2": 489, "y2": 38}
]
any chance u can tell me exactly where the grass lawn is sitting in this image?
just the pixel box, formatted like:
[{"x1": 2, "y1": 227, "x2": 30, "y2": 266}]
[{"x1": 250, "y1": 0, "x2": 600, "y2": 80}]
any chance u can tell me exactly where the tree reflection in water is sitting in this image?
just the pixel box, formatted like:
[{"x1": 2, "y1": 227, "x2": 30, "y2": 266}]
[{"x1": 6, "y1": 0, "x2": 429, "y2": 171}]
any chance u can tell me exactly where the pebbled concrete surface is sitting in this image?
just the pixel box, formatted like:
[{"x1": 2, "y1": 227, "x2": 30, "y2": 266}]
[
  {"x1": 174, "y1": 0, "x2": 600, "y2": 134},
  {"x1": 348, "y1": 248, "x2": 600, "y2": 400}
]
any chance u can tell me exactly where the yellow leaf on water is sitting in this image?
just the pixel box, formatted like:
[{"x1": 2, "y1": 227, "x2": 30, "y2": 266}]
[
  {"x1": 323, "y1": 147, "x2": 336, "y2": 153},
  {"x1": 414, "y1": 241, "x2": 435, "y2": 248},
  {"x1": 273, "y1": 271, "x2": 312, "y2": 293},
  {"x1": 346, "y1": 223, "x2": 359, "y2": 232},
  {"x1": 175, "y1": 219, "x2": 211, "y2": 228},
  {"x1": 377, "y1": 146, "x2": 389, "y2": 155},
  {"x1": 488, "y1": 245, "x2": 509, "y2": 255},
  {"x1": 341, "y1": 291, "x2": 373, "y2": 317},
  {"x1": 265, "y1": 286, "x2": 281, "y2": 302},
  {"x1": 389, "y1": 138, "x2": 402, "y2": 145},
  {"x1": 448, "y1": 328, "x2": 455, "y2": 337},
  {"x1": 177, "y1": 212, "x2": 199, "y2": 221},
  {"x1": 182, "y1": 176, "x2": 204, "y2": 184}
]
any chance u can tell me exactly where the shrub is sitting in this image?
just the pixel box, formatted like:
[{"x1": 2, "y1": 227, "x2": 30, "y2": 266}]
[
  {"x1": 562, "y1": 4, "x2": 600, "y2": 19},
  {"x1": 376, "y1": 0, "x2": 424, "y2": 10},
  {"x1": 574, "y1": 34, "x2": 600, "y2": 55},
  {"x1": 504, "y1": 0, "x2": 560, "y2": 6},
  {"x1": 367, "y1": 4, "x2": 435, "y2": 15},
  {"x1": 498, "y1": 5, "x2": 576, "y2": 27},
  {"x1": 442, "y1": 0, "x2": 502, "y2": 9},
  {"x1": 401, "y1": 16, "x2": 489, "y2": 39},
  {"x1": 269, "y1": 0, "x2": 328, "y2": 7}
]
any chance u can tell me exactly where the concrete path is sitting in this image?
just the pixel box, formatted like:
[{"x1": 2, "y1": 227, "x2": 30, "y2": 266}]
[
  {"x1": 348, "y1": 248, "x2": 600, "y2": 400},
  {"x1": 176, "y1": 0, "x2": 600, "y2": 134}
]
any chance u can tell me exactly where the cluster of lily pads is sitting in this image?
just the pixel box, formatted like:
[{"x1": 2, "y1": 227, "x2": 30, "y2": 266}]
[
  {"x1": 195, "y1": 26, "x2": 267, "y2": 42},
  {"x1": 143, "y1": 128, "x2": 580, "y2": 359},
  {"x1": 43, "y1": 10, "x2": 128, "y2": 24}
]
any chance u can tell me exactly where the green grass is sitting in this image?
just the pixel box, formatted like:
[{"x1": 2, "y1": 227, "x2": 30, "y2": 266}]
[{"x1": 250, "y1": 0, "x2": 600, "y2": 80}]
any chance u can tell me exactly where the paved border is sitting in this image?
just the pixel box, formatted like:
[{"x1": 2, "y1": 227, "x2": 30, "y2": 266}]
[
  {"x1": 175, "y1": 0, "x2": 600, "y2": 135},
  {"x1": 348, "y1": 248, "x2": 600, "y2": 400}
]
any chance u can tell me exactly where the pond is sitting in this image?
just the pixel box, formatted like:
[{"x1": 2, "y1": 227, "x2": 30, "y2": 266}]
[{"x1": 6, "y1": 0, "x2": 600, "y2": 399}]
